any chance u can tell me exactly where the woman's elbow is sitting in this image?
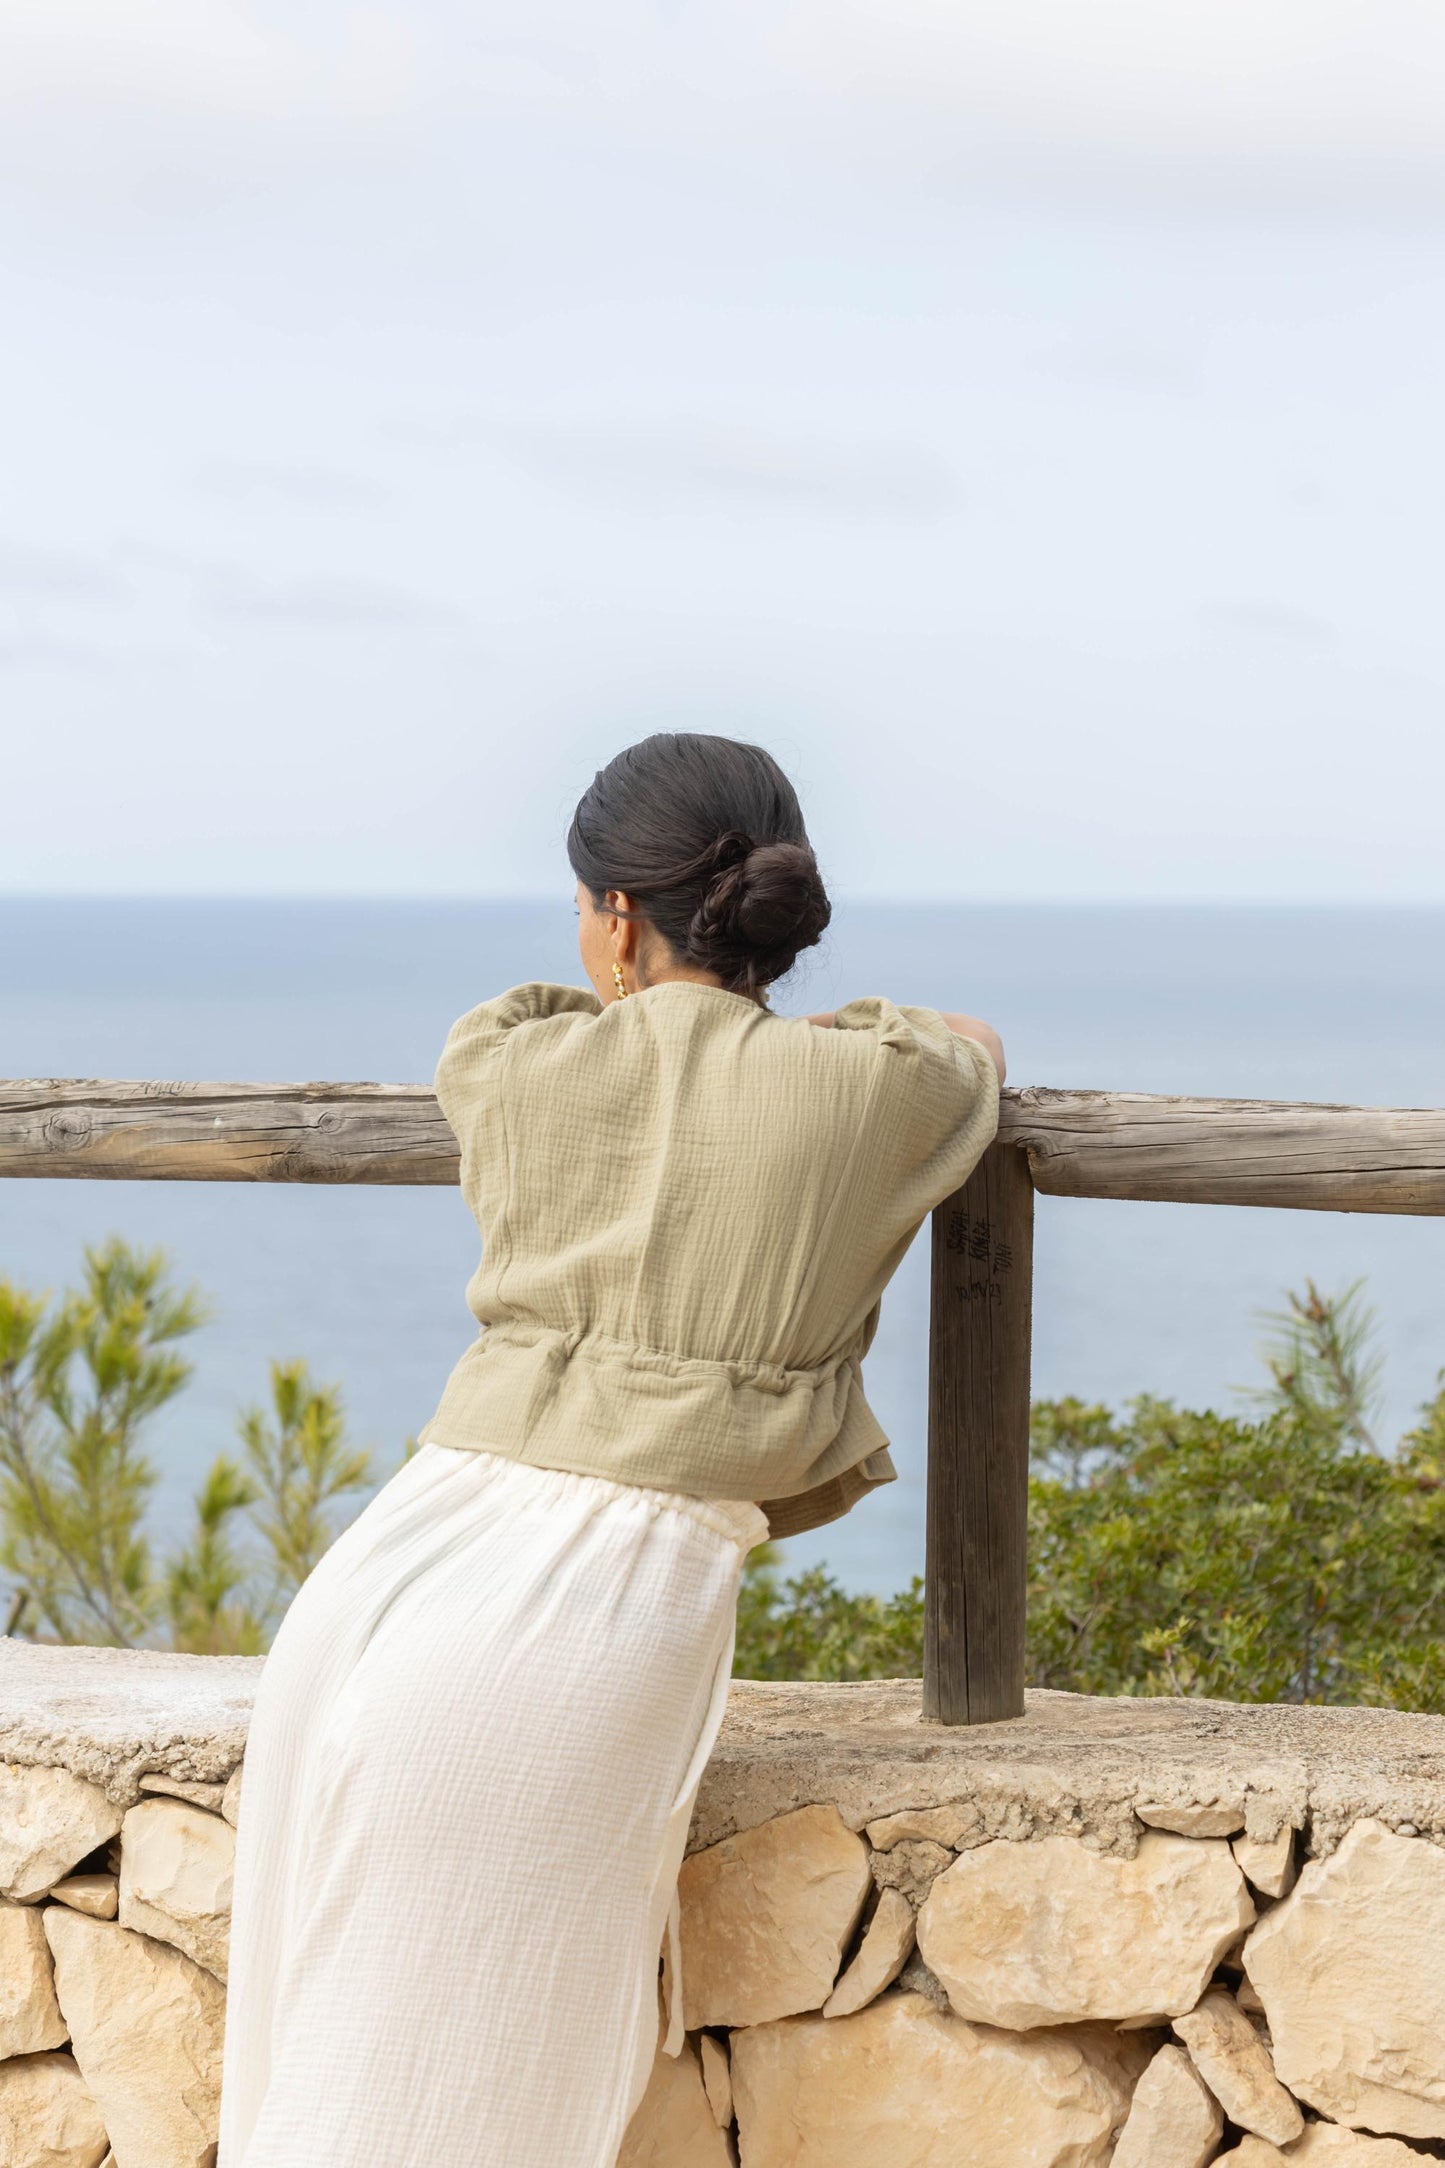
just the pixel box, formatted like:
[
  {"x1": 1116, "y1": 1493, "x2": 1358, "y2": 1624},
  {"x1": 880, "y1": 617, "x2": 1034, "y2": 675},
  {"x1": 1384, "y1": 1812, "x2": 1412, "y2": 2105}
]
[{"x1": 942, "y1": 1013, "x2": 1006, "y2": 1086}]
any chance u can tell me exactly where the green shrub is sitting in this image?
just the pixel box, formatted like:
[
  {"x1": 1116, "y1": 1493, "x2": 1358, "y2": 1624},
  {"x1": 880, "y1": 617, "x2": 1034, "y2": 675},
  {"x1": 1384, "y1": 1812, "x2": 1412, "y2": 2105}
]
[
  {"x1": 0, "y1": 1239, "x2": 380, "y2": 1652},
  {"x1": 6, "y1": 1241, "x2": 1444, "y2": 1711}
]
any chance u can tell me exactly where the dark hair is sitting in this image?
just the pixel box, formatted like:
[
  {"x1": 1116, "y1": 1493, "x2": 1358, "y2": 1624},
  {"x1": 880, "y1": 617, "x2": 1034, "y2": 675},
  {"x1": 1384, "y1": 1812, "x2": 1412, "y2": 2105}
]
[{"x1": 567, "y1": 733, "x2": 831, "y2": 999}]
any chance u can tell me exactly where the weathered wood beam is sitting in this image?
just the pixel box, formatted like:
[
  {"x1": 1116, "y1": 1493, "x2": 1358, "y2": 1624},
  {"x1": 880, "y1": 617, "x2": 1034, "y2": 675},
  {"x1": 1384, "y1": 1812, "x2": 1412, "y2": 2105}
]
[
  {"x1": 924, "y1": 1142, "x2": 1034, "y2": 1725},
  {"x1": 0, "y1": 1081, "x2": 459, "y2": 1185},
  {"x1": 998, "y1": 1088, "x2": 1445, "y2": 1215},
  {"x1": 3, "y1": 1081, "x2": 1445, "y2": 1213}
]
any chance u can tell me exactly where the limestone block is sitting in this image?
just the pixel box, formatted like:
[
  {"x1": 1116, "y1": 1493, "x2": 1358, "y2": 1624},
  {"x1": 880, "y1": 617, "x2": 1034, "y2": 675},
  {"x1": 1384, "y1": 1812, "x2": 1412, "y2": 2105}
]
[
  {"x1": 138, "y1": 1775, "x2": 227, "y2": 1812},
  {"x1": 1244, "y1": 1817, "x2": 1445, "y2": 2140},
  {"x1": 1286, "y1": 2130, "x2": 1442, "y2": 2161},
  {"x1": 1173, "y1": 1988, "x2": 1303, "y2": 2145},
  {"x1": 1220, "y1": 2132, "x2": 1433, "y2": 2163},
  {"x1": 917, "y1": 1830, "x2": 1255, "y2": 2028},
  {"x1": 699, "y1": 2034, "x2": 732, "y2": 2128},
  {"x1": 220, "y1": 1761, "x2": 243, "y2": 1829},
  {"x1": 730, "y1": 1990, "x2": 1140, "y2": 2167},
  {"x1": 0, "y1": 1763, "x2": 124, "y2": 1902},
  {"x1": 0, "y1": 1896, "x2": 69, "y2": 2058},
  {"x1": 1234, "y1": 1826, "x2": 1298, "y2": 1900},
  {"x1": 51, "y1": 1874, "x2": 120, "y2": 1920},
  {"x1": 118, "y1": 1798, "x2": 233, "y2": 1981},
  {"x1": 679, "y1": 1805, "x2": 871, "y2": 2027},
  {"x1": 870, "y1": 1840, "x2": 952, "y2": 1907},
  {"x1": 824, "y1": 1889, "x2": 916, "y2": 2018},
  {"x1": 43, "y1": 1907, "x2": 226, "y2": 2168},
  {"x1": 617, "y1": 2036, "x2": 733, "y2": 2167},
  {"x1": 1139, "y1": 1800, "x2": 1247, "y2": 1838},
  {"x1": 0, "y1": 2050, "x2": 110, "y2": 2168},
  {"x1": 1110, "y1": 2042, "x2": 1222, "y2": 2168},
  {"x1": 865, "y1": 1804, "x2": 981, "y2": 1851}
]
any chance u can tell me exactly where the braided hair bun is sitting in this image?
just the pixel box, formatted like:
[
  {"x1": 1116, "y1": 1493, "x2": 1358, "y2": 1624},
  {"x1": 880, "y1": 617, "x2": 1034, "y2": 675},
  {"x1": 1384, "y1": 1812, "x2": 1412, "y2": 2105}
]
[
  {"x1": 686, "y1": 833, "x2": 831, "y2": 994},
  {"x1": 566, "y1": 733, "x2": 832, "y2": 999}
]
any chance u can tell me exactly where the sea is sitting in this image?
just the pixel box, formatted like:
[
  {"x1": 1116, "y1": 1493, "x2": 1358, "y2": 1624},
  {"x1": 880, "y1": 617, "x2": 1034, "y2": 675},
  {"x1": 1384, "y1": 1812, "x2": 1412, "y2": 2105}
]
[{"x1": 2, "y1": 899, "x2": 1443, "y2": 1593}]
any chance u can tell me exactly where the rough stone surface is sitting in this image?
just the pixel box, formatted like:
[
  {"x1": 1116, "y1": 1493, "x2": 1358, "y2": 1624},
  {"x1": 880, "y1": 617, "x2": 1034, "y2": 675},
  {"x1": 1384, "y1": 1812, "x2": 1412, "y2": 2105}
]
[
  {"x1": 1220, "y1": 2132, "x2": 1434, "y2": 2162},
  {"x1": 679, "y1": 1805, "x2": 871, "y2": 2028},
  {"x1": 1246, "y1": 1818, "x2": 1445, "y2": 2140},
  {"x1": 894, "y1": 1951, "x2": 949, "y2": 2011},
  {"x1": 1283, "y1": 2132, "x2": 1439, "y2": 2162},
  {"x1": 0, "y1": 1897, "x2": 69, "y2": 2056},
  {"x1": 138, "y1": 1775, "x2": 227, "y2": 1811},
  {"x1": 690, "y1": 1681, "x2": 1445, "y2": 1857},
  {"x1": 869, "y1": 1838, "x2": 952, "y2": 1907},
  {"x1": 0, "y1": 1762, "x2": 125, "y2": 1901},
  {"x1": 730, "y1": 1991, "x2": 1145, "y2": 2167},
  {"x1": 823, "y1": 1890, "x2": 916, "y2": 2019},
  {"x1": 51, "y1": 1873, "x2": 120, "y2": 1920},
  {"x1": 1138, "y1": 1799, "x2": 1247, "y2": 1837},
  {"x1": 0, "y1": 2050, "x2": 110, "y2": 2168},
  {"x1": 1110, "y1": 2042, "x2": 1222, "y2": 2168},
  {"x1": 865, "y1": 1804, "x2": 982, "y2": 1851},
  {"x1": 698, "y1": 2033, "x2": 732, "y2": 2128},
  {"x1": 4, "y1": 1644, "x2": 1443, "y2": 1862},
  {"x1": 0, "y1": 1640, "x2": 259, "y2": 1805},
  {"x1": 43, "y1": 1907, "x2": 226, "y2": 2168},
  {"x1": 1234, "y1": 1826, "x2": 1298, "y2": 1899},
  {"x1": 617, "y1": 2034, "x2": 733, "y2": 2167},
  {"x1": 917, "y1": 1830, "x2": 1255, "y2": 2028},
  {"x1": 1173, "y1": 1988, "x2": 1304, "y2": 2144},
  {"x1": 117, "y1": 1799, "x2": 234, "y2": 1981},
  {"x1": 220, "y1": 1761, "x2": 243, "y2": 1829}
]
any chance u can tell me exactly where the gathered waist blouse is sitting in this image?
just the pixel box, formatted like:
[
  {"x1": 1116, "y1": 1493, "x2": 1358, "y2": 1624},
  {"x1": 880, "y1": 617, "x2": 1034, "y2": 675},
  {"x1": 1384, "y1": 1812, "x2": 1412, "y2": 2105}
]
[{"x1": 421, "y1": 978, "x2": 1000, "y2": 1539}]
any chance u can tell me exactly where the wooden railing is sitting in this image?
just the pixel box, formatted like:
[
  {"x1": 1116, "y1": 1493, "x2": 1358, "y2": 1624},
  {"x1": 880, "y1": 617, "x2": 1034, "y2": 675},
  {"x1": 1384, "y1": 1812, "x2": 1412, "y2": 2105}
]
[{"x1": 5, "y1": 1078, "x2": 1445, "y2": 1723}]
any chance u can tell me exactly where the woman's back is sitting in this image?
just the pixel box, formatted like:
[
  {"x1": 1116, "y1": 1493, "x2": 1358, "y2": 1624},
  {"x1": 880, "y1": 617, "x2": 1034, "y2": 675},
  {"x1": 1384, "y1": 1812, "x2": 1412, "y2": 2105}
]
[{"x1": 423, "y1": 975, "x2": 999, "y2": 1535}]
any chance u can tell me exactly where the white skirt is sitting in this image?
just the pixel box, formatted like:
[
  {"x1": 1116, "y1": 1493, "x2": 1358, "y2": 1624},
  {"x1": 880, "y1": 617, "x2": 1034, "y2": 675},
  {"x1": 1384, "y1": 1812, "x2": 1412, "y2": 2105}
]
[{"x1": 217, "y1": 1439, "x2": 768, "y2": 2168}]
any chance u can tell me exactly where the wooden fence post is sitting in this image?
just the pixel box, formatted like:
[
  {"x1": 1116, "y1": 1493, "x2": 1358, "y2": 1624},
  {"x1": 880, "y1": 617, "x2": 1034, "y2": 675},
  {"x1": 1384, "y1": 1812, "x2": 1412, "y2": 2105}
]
[{"x1": 923, "y1": 1141, "x2": 1035, "y2": 1725}]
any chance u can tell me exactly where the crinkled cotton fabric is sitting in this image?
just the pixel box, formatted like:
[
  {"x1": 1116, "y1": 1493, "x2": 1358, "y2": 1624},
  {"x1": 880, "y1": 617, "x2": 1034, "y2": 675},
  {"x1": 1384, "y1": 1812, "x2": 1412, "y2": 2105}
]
[
  {"x1": 218, "y1": 1439, "x2": 767, "y2": 2168},
  {"x1": 425, "y1": 978, "x2": 1000, "y2": 1536}
]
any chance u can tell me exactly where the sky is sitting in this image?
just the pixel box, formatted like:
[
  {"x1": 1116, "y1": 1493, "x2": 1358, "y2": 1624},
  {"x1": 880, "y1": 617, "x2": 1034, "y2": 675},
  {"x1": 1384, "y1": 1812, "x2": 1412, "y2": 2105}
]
[{"x1": 3, "y1": 1, "x2": 1445, "y2": 901}]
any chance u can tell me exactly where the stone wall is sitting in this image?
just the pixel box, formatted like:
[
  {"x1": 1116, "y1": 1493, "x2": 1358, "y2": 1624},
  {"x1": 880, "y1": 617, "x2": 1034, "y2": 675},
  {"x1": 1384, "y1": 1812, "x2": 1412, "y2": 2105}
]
[{"x1": 4, "y1": 1645, "x2": 1445, "y2": 2165}]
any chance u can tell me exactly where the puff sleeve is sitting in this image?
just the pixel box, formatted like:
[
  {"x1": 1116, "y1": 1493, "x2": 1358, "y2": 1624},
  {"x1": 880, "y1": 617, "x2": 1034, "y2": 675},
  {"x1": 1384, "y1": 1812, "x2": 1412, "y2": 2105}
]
[
  {"x1": 830, "y1": 995, "x2": 1001, "y2": 1235},
  {"x1": 434, "y1": 981, "x2": 602, "y2": 1169}
]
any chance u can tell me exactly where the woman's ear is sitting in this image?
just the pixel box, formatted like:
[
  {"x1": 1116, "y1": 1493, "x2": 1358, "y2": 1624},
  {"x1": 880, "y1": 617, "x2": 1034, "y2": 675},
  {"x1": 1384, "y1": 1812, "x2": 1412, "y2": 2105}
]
[{"x1": 609, "y1": 891, "x2": 640, "y2": 964}]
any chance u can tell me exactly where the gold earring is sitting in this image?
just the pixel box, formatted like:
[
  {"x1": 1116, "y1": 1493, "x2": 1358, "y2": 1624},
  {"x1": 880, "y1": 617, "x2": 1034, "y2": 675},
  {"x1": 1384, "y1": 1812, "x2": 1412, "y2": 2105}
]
[{"x1": 611, "y1": 960, "x2": 629, "y2": 1000}]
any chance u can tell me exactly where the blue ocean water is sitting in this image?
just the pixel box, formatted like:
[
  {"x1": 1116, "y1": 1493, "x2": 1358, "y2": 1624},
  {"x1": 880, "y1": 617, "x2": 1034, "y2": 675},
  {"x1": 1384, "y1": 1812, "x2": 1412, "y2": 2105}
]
[{"x1": 2, "y1": 898, "x2": 1443, "y2": 1592}]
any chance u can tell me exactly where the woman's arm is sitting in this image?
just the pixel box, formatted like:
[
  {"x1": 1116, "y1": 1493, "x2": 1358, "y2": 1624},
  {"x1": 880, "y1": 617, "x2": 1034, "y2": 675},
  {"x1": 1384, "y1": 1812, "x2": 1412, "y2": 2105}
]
[
  {"x1": 938, "y1": 1012, "x2": 1005, "y2": 1084},
  {"x1": 804, "y1": 1007, "x2": 1006, "y2": 1084}
]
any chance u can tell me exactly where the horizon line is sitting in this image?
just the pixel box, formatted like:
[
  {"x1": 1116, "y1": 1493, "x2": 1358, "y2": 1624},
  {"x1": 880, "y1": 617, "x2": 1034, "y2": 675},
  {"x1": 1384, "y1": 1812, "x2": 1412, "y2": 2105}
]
[{"x1": 3, "y1": 891, "x2": 1445, "y2": 913}]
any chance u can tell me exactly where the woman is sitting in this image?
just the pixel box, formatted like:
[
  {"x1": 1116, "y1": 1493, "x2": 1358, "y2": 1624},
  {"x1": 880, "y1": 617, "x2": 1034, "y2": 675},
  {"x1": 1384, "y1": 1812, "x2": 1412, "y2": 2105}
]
[{"x1": 218, "y1": 731, "x2": 1004, "y2": 2167}]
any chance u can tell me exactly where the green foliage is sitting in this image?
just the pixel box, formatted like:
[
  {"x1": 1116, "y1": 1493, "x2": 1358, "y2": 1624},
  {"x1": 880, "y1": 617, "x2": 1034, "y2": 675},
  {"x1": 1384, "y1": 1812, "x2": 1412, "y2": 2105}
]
[
  {"x1": 733, "y1": 1545, "x2": 923, "y2": 1680},
  {"x1": 734, "y1": 1280, "x2": 1445, "y2": 1709},
  {"x1": 0, "y1": 1241, "x2": 378, "y2": 1653},
  {"x1": 0, "y1": 1241, "x2": 203, "y2": 1645},
  {"x1": 8, "y1": 1240, "x2": 1445, "y2": 1714},
  {"x1": 1026, "y1": 1283, "x2": 1445, "y2": 1708}
]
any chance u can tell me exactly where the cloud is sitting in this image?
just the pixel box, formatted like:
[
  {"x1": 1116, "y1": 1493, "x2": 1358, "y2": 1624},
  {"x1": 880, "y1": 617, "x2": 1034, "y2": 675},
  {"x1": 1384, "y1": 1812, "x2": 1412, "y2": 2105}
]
[
  {"x1": 0, "y1": 541, "x2": 124, "y2": 601},
  {"x1": 501, "y1": 418, "x2": 963, "y2": 519},
  {"x1": 199, "y1": 569, "x2": 463, "y2": 629},
  {"x1": 0, "y1": 634, "x2": 101, "y2": 670},
  {"x1": 0, "y1": 0, "x2": 415, "y2": 126},
  {"x1": 1204, "y1": 600, "x2": 1338, "y2": 648},
  {"x1": 193, "y1": 460, "x2": 395, "y2": 511},
  {"x1": 772, "y1": 0, "x2": 1445, "y2": 155}
]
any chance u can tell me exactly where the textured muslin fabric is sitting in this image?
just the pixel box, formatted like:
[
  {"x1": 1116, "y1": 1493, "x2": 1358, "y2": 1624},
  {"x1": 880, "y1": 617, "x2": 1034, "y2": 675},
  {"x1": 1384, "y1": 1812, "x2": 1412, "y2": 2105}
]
[
  {"x1": 217, "y1": 1438, "x2": 768, "y2": 2168},
  {"x1": 425, "y1": 978, "x2": 1001, "y2": 1537}
]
